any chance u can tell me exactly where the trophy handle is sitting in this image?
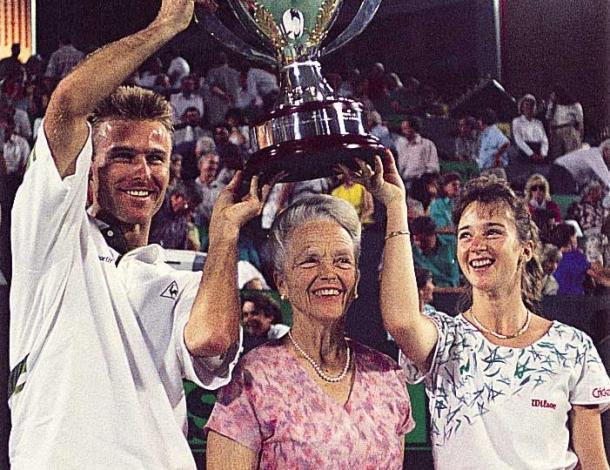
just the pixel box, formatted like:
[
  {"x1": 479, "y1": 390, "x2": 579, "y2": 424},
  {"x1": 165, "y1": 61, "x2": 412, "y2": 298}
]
[
  {"x1": 199, "y1": 13, "x2": 277, "y2": 67},
  {"x1": 320, "y1": 0, "x2": 382, "y2": 57}
]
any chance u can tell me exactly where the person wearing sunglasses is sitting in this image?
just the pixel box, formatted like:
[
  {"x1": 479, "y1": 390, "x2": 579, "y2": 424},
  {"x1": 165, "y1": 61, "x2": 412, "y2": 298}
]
[{"x1": 524, "y1": 173, "x2": 562, "y2": 224}]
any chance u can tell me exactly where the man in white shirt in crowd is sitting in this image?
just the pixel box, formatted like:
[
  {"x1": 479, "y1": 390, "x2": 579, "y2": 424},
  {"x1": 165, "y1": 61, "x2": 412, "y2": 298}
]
[
  {"x1": 173, "y1": 106, "x2": 211, "y2": 146},
  {"x1": 206, "y1": 52, "x2": 240, "y2": 126},
  {"x1": 44, "y1": 34, "x2": 85, "y2": 81},
  {"x1": 0, "y1": 97, "x2": 31, "y2": 142},
  {"x1": 549, "y1": 139, "x2": 610, "y2": 196},
  {"x1": 1, "y1": 117, "x2": 29, "y2": 180},
  {"x1": 170, "y1": 74, "x2": 205, "y2": 123},
  {"x1": 394, "y1": 115, "x2": 439, "y2": 188},
  {"x1": 8, "y1": 1, "x2": 273, "y2": 468},
  {"x1": 246, "y1": 65, "x2": 279, "y2": 102},
  {"x1": 194, "y1": 151, "x2": 225, "y2": 230},
  {"x1": 167, "y1": 47, "x2": 191, "y2": 89},
  {"x1": 512, "y1": 94, "x2": 549, "y2": 163}
]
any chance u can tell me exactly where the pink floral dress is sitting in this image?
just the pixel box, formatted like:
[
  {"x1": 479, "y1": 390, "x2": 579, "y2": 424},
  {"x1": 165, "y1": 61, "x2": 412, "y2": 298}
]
[{"x1": 205, "y1": 340, "x2": 414, "y2": 469}]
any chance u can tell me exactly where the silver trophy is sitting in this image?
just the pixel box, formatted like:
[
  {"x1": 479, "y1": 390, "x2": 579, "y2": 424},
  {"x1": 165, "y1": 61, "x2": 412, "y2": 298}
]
[{"x1": 201, "y1": 0, "x2": 383, "y2": 182}]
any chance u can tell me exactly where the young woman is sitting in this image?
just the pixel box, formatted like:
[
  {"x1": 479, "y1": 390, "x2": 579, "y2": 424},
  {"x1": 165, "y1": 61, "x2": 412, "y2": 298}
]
[{"x1": 371, "y1": 171, "x2": 610, "y2": 469}]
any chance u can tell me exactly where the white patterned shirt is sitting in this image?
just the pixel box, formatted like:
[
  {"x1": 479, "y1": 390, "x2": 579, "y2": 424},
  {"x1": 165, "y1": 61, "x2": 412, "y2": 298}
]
[{"x1": 401, "y1": 311, "x2": 610, "y2": 470}]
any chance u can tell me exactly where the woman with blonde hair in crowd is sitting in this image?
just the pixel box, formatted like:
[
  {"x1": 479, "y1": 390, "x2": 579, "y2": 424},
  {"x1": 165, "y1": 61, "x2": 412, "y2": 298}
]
[{"x1": 524, "y1": 173, "x2": 562, "y2": 222}]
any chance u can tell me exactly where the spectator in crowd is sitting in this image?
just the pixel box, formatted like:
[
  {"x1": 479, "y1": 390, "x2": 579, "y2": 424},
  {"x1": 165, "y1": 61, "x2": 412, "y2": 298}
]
[
  {"x1": 225, "y1": 108, "x2": 250, "y2": 154},
  {"x1": 551, "y1": 223, "x2": 590, "y2": 295},
  {"x1": 394, "y1": 115, "x2": 439, "y2": 187},
  {"x1": 420, "y1": 84, "x2": 447, "y2": 117},
  {"x1": 410, "y1": 216, "x2": 460, "y2": 288},
  {"x1": 241, "y1": 291, "x2": 289, "y2": 354},
  {"x1": 173, "y1": 106, "x2": 210, "y2": 146},
  {"x1": 0, "y1": 96, "x2": 32, "y2": 141},
  {"x1": 213, "y1": 124, "x2": 245, "y2": 185},
  {"x1": 382, "y1": 174, "x2": 610, "y2": 469},
  {"x1": 165, "y1": 46, "x2": 191, "y2": 89},
  {"x1": 547, "y1": 84, "x2": 584, "y2": 160},
  {"x1": 549, "y1": 139, "x2": 610, "y2": 195},
  {"x1": 454, "y1": 116, "x2": 479, "y2": 162},
  {"x1": 524, "y1": 173, "x2": 562, "y2": 223},
  {"x1": 136, "y1": 56, "x2": 163, "y2": 89},
  {"x1": 206, "y1": 193, "x2": 414, "y2": 468},
  {"x1": 0, "y1": 43, "x2": 25, "y2": 82},
  {"x1": 151, "y1": 72, "x2": 173, "y2": 98},
  {"x1": 206, "y1": 52, "x2": 240, "y2": 126},
  {"x1": 169, "y1": 153, "x2": 183, "y2": 189},
  {"x1": 8, "y1": 0, "x2": 277, "y2": 467},
  {"x1": 429, "y1": 172, "x2": 461, "y2": 235},
  {"x1": 352, "y1": 78, "x2": 375, "y2": 118},
  {"x1": 476, "y1": 108, "x2": 509, "y2": 171},
  {"x1": 44, "y1": 35, "x2": 85, "y2": 80},
  {"x1": 568, "y1": 181, "x2": 608, "y2": 264},
  {"x1": 246, "y1": 64, "x2": 279, "y2": 104},
  {"x1": 235, "y1": 69, "x2": 263, "y2": 122},
  {"x1": 194, "y1": 151, "x2": 223, "y2": 223},
  {"x1": 410, "y1": 172, "x2": 440, "y2": 214},
  {"x1": 367, "y1": 62, "x2": 386, "y2": 104},
  {"x1": 331, "y1": 171, "x2": 374, "y2": 226},
  {"x1": 414, "y1": 266, "x2": 439, "y2": 315},
  {"x1": 0, "y1": 116, "x2": 30, "y2": 200},
  {"x1": 170, "y1": 75, "x2": 205, "y2": 124},
  {"x1": 568, "y1": 181, "x2": 606, "y2": 236},
  {"x1": 512, "y1": 94, "x2": 549, "y2": 163},
  {"x1": 367, "y1": 111, "x2": 394, "y2": 151},
  {"x1": 540, "y1": 243, "x2": 562, "y2": 296},
  {"x1": 149, "y1": 182, "x2": 202, "y2": 250}
]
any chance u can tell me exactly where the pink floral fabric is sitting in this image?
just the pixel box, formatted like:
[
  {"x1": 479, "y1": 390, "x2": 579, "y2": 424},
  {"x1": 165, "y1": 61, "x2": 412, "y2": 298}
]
[{"x1": 205, "y1": 340, "x2": 414, "y2": 469}]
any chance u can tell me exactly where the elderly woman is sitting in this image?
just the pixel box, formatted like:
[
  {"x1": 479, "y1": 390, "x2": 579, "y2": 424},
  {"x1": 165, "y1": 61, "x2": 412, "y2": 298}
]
[
  {"x1": 205, "y1": 176, "x2": 414, "y2": 468},
  {"x1": 512, "y1": 94, "x2": 549, "y2": 163},
  {"x1": 375, "y1": 172, "x2": 610, "y2": 468}
]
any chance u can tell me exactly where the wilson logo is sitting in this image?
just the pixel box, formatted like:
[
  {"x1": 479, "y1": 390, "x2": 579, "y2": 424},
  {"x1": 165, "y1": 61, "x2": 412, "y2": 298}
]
[{"x1": 531, "y1": 399, "x2": 556, "y2": 410}]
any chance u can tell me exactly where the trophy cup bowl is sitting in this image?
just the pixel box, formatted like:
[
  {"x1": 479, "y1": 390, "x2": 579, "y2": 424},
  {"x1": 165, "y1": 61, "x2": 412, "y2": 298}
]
[{"x1": 202, "y1": 0, "x2": 384, "y2": 183}]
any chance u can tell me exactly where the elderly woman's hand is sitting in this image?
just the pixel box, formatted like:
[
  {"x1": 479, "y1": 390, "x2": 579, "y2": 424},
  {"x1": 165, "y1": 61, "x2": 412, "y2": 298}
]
[
  {"x1": 208, "y1": 171, "x2": 282, "y2": 243},
  {"x1": 337, "y1": 150, "x2": 406, "y2": 208}
]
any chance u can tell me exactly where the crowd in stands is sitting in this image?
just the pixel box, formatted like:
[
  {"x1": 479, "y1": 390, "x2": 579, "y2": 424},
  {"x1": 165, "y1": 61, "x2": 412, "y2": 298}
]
[{"x1": 2, "y1": 41, "x2": 610, "y2": 312}]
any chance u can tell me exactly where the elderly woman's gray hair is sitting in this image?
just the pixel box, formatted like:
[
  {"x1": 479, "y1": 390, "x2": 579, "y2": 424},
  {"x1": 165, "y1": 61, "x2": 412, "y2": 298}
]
[{"x1": 269, "y1": 194, "x2": 362, "y2": 275}]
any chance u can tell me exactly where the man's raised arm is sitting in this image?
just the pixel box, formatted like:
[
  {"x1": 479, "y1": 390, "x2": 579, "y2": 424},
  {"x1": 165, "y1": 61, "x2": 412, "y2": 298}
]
[{"x1": 44, "y1": 0, "x2": 211, "y2": 178}]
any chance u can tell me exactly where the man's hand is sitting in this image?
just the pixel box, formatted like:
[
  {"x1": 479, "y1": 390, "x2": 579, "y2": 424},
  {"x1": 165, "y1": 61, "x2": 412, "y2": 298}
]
[
  {"x1": 337, "y1": 149, "x2": 406, "y2": 207},
  {"x1": 207, "y1": 171, "x2": 282, "y2": 242}
]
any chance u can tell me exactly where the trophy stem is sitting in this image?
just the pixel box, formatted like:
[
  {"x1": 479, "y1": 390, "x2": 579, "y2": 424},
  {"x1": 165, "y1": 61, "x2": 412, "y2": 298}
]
[{"x1": 277, "y1": 60, "x2": 335, "y2": 106}]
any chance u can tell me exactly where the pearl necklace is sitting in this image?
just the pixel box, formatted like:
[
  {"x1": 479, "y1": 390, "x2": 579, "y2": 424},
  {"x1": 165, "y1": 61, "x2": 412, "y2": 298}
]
[
  {"x1": 288, "y1": 330, "x2": 351, "y2": 383},
  {"x1": 469, "y1": 308, "x2": 532, "y2": 340}
]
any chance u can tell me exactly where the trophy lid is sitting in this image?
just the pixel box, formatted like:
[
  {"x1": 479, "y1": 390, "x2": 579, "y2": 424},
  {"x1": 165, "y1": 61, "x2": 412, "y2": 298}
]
[{"x1": 228, "y1": 0, "x2": 343, "y2": 63}]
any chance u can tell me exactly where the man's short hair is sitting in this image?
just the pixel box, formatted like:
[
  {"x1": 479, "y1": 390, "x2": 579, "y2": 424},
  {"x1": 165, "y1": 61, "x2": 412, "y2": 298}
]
[
  {"x1": 479, "y1": 108, "x2": 498, "y2": 126},
  {"x1": 402, "y1": 115, "x2": 422, "y2": 133},
  {"x1": 90, "y1": 86, "x2": 173, "y2": 135},
  {"x1": 241, "y1": 291, "x2": 283, "y2": 324},
  {"x1": 198, "y1": 152, "x2": 219, "y2": 166}
]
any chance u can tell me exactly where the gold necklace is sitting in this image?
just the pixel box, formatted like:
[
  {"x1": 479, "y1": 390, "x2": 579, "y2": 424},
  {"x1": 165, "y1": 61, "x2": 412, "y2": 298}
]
[{"x1": 468, "y1": 308, "x2": 531, "y2": 340}]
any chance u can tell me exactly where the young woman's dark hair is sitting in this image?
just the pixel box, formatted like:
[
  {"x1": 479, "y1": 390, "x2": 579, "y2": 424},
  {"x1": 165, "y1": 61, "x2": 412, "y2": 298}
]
[{"x1": 452, "y1": 175, "x2": 543, "y2": 314}]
